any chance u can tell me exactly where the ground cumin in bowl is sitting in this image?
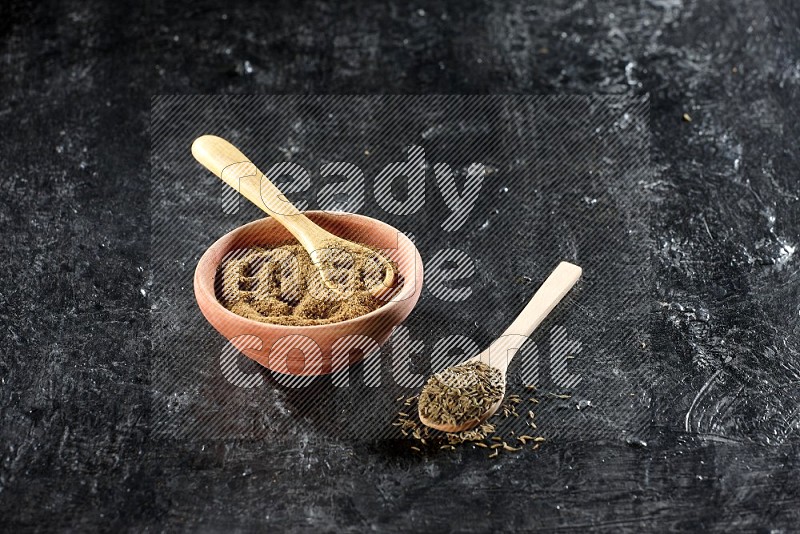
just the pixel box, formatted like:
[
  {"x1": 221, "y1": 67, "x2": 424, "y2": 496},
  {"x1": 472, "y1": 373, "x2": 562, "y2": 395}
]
[
  {"x1": 217, "y1": 241, "x2": 397, "y2": 326},
  {"x1": 194, "y1": 211, "x2": 423, "y2": 376}
]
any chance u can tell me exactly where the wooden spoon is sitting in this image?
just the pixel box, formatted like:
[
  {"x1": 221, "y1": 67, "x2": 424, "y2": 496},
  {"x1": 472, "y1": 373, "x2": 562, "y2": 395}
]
[
  {"x1": 191, "y1": 135, "x2": 397, "y2": 298},
  {"x1": 418, "y1": 261, "x2": 582, "y2": 432}
]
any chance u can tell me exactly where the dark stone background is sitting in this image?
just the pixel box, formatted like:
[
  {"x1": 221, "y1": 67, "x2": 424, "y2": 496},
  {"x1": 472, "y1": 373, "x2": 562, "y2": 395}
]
[
  {"x1": 150, "y1": 95, "x2": 653, "y2": 445},
  {"x1": 1, "y1": 0, "x2": 799, "y2": 531}
]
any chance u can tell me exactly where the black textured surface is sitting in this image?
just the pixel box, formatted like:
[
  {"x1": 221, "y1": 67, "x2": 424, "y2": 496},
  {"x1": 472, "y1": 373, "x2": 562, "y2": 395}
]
[
  {"x1": 2, "y1": 0, "x2": 799, "y2": 532},
  {"x1": 151, "y1": 95, "x2": 651, "y2": 444}
]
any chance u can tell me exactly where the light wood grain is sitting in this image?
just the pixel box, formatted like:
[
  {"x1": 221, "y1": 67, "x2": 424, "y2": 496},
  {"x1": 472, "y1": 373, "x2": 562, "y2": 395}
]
[{"x1": 476, "y1": 261, "x2": 582, "y2": 374}]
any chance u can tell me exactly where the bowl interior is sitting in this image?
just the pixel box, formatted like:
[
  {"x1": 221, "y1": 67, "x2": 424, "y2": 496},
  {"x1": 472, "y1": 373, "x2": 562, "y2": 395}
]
[
  {"x1": 203, "y1": 211, "x2": 420, "y2": 307},
  {"x1": 194, "y1": 211, "x2": 423, "y2": 375}
]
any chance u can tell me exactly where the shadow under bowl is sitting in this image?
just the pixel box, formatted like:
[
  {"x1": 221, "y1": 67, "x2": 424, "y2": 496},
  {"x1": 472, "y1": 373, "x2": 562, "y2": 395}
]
[{"x1": 194, "y1": 211, "x2": 424, "y2": 376}]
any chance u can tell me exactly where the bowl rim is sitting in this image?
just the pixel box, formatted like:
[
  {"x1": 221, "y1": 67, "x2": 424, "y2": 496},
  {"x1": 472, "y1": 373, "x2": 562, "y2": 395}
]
[{"x1": 194, "y1": 211, "x2": 423, "y2": 332}]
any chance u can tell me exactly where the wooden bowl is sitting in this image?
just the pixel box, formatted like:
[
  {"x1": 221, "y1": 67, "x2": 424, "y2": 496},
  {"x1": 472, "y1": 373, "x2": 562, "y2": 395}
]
[{"x1": 194, "y1": 211, "x2": 424, "y2": 376}]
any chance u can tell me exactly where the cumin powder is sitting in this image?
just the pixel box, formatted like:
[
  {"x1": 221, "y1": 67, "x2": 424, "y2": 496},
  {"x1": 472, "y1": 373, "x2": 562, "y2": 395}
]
[{"x1": 216, "y1": 241, "x2": 396, "y2": 326}]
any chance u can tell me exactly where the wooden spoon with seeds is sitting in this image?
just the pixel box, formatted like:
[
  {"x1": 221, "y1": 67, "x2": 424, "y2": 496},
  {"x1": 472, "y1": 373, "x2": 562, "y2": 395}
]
[
  {"x1": 418, "y1": 261, "x2": 582, "y2": 432},
  {"x1": 192, "y1": 135, "x2": 397, "y2": 298}
]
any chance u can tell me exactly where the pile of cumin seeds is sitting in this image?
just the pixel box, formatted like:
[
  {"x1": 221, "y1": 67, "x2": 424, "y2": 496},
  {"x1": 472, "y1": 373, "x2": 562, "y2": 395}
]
[
  {"x1": 417, "y1": 361, "x2": 504, "y2": 428},
  {"x1": 393, "y1": 389, "x2": 547, "y2": 458}
]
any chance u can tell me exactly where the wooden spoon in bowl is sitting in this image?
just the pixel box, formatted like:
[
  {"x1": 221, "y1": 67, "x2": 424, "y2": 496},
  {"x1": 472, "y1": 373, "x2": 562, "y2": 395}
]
[
  {"x1": 191, "y1": 135, "x2": 397, "y2": 299},
  {"x1": 418, "y1": 261, "x2": 582, "y2": 433}
]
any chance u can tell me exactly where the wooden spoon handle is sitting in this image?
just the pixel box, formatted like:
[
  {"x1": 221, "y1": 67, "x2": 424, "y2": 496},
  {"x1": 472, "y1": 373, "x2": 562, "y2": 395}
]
[
  {"x1": 503, "y1": 262, "x2": 582, "y2": 338},
  {"x1": 484, "y1": 261, "x2": 582, "y2": 372},
  {"x1": 191, "y1": 135, "x2": 322, "y2": 248}
]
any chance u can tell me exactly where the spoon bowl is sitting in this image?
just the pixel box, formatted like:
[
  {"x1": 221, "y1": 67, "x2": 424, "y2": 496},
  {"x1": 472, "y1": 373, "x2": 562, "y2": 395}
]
[{"x1": 418, "y1": 382, "x2": 505, "y2": 433}]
